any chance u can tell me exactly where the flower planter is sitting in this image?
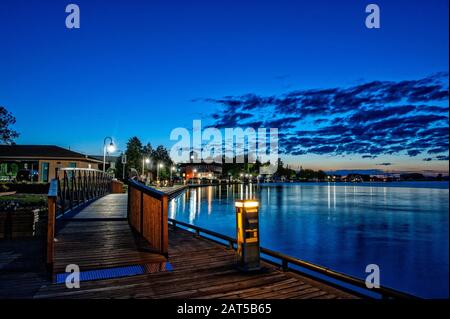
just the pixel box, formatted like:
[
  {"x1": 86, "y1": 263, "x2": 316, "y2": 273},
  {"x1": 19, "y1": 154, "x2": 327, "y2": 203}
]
[{"x1": 0, "y1": 209, "x2": 41, "y2": 239}]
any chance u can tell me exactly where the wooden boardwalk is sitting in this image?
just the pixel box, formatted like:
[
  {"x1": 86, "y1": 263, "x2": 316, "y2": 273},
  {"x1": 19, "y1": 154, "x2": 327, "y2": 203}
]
[
  {"x1": 0, "y1": 194, "x2": 357, "y2": 299},
  {"x1": 67, "y1": 194, "x2": 128, "y2": 219}
]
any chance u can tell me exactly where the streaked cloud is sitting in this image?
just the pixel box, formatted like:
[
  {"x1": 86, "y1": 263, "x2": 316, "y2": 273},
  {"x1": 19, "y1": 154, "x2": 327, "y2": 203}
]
[{"x1": 200, "y1": 73, "x2": 449, "y2": 160}]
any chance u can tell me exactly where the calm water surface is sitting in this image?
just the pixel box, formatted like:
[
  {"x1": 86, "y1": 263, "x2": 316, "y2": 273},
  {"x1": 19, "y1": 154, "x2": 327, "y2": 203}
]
[{"x1": 169, "y1": 182, "x2": 449, "y2": 298}]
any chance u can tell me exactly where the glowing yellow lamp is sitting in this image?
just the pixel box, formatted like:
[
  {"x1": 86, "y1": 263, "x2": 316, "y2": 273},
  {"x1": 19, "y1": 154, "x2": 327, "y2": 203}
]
[{"x1": 235, "y1": 199, "x2": 261, "y2": 271}]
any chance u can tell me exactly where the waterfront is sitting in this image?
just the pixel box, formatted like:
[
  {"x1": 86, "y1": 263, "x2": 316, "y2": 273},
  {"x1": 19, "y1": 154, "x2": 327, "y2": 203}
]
[{"x1": 169, "y1": 182, "x2": 449, "y2": 298}]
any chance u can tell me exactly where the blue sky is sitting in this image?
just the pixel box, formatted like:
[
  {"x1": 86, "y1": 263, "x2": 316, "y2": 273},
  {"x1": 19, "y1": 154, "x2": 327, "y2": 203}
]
[{"x1": 0, "y1": 0, "x2": 448, "y2": 174}]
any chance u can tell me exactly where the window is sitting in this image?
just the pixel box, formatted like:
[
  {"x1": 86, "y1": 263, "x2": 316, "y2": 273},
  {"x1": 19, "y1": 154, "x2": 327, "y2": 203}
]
[{"x1": 41, "y1": 162, "x2": 49, "y2": 182}]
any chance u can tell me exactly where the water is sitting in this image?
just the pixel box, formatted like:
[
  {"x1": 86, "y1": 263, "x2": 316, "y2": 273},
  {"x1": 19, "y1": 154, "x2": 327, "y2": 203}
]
[{"x1": 169, "y1": 182, "x2": 449, "y2": 298}]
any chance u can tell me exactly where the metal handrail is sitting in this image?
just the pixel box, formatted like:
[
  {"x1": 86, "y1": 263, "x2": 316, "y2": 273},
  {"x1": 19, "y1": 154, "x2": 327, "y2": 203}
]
[
  {"x1": 52, "y1": 168, "x2": 114, "y2": 217},
  {"x1": 58, "y1": 167, "x2": 114, "y2": 175},
  {"x1": 168, "y1": 218, "x2": 419, "y2": 300},
  {"x1": 46, "y1": 168, "x2": 115, "y2": 270}
]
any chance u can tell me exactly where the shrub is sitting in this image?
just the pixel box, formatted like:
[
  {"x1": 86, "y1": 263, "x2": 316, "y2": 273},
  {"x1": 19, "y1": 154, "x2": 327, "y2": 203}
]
[{"x1": 0, "y1": 194, "x2": 47, "y2": 211}]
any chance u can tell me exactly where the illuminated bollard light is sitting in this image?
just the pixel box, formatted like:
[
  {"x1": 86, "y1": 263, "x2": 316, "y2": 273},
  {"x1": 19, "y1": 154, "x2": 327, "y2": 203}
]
[{"x1": 235, "y1": 199, "x2": 261, "y2": 271}]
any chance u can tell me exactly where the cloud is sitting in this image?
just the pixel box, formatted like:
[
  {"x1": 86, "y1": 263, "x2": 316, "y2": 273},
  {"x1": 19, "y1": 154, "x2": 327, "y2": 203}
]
[
  {"x1": 377, "y1": 162, "x2": 393, "y2": 166},
  {"x1": 200, "y1": 72, "x2": 449, "y2": 159},
  {"x1": 436, "y1": 155, "x2": 449, "y2": 161}
]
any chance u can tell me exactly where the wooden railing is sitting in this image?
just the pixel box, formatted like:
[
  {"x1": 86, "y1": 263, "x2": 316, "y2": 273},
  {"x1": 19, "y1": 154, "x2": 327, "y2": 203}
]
[
  {"x1": 168, "y1": 218, "x2": 419, "y2": 300},
  {"x1": 46, "y1": 168, "x2": 114, "y2": 270},
  {"x1": 127, "y1": 180, "x2": 169, "y2": 257}
]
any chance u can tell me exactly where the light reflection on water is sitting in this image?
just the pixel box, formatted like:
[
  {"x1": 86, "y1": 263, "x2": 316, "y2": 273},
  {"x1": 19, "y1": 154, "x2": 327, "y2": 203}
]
[{"x1": 169, "y1": 182, "x2": 449, "y2": 298}]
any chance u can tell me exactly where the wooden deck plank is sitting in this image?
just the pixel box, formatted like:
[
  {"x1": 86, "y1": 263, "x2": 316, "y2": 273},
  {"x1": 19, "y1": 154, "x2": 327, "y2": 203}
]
[{"x1": 0, "y1": 194, "x2": 358, "y2": 299}]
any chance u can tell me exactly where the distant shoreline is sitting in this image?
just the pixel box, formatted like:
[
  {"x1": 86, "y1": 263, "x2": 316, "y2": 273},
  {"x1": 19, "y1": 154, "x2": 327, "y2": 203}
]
[{"x1": 187, "y1": 180, "x2": 449, "y2": 189}]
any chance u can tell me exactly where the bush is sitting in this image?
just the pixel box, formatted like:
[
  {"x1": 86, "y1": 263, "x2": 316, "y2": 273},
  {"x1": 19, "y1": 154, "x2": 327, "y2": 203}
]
[
  {"x1": 0, "y1": 194, "x2": 47, "y2": 211},
  {"x1": 3, "y1": 183, "x2": 49, "y2": 194}
]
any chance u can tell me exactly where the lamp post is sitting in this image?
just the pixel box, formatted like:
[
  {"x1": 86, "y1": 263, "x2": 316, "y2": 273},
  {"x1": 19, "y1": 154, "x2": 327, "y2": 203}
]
[
  {"x1": 170, "y1": 166, "x2": 176, "y2": 184},
  {"x1": 157, "y1": 163, "x2": 164, "y2": 182},
  {"x1": 121, "y1": 152, "x2": 127, "y2": 180},
  {"x1": 103, "y1": 137, "x2": 115, "y2": 173},
  {"x1": 142, "y1": 157, "x2": 150, "y2": 176}
]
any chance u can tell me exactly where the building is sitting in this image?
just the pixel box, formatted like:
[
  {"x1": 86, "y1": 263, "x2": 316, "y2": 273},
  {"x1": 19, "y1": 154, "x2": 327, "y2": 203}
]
[
  {"x1": 88, "y1": 155, "x2": 120, "y2": 173},
  {"x1": 178, "y1": 163, "x2": 223, "y2": 180},
  {"x1": 0, "y1": 145, "x2": 102, "y2": 182}
]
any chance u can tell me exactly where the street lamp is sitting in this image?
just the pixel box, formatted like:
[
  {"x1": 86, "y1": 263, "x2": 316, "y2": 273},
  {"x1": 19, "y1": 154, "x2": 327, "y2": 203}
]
[
  {"x1": 170, "y1": 166, "x2": 176, "y2": 183},
  {"x1": 142, "y1": 157, "x2": 150, "y2": 176},
  {"x1": 157, "y1": 163, "x2": 164, "y2": 182},
  {"x1": 103, "y1": 137, "x2": 115, "y2": 172}
]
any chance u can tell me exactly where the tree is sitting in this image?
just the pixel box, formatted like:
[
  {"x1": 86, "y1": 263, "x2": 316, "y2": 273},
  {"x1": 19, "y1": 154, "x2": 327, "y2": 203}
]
[
  {"x1": 151, "y1": 145, "x2": 173, "y2": 179},
  {"x1": 0, "y1": 106, "x2": 19, "y2": 144},
  {"x1": 125, "y1": 137, "x2": 143, "y2": 174},
  {"x1": 142, "y1": 143, "x2": 153, "y2": 159}
]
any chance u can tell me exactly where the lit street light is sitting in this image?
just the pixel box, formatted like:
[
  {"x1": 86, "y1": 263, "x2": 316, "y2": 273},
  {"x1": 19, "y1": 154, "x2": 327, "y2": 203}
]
[
  {"x1": 142, "y1": 157, "x2": 150, "y2": 176},
  {"x1": 157, "y1": 163, "x2": 164, "y2": 182},
  {"x1": 103, "y1": 137, "x2": 115, "y2": 173},
  {"x1": 170, "y1": 166, "x2": 176, "y2": 183}
]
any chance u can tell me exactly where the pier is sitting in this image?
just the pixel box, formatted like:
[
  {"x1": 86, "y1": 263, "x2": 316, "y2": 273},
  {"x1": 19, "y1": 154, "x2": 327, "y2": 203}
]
[{"x1": 0, "y1": 169, "x2": 416, "y2": 299}]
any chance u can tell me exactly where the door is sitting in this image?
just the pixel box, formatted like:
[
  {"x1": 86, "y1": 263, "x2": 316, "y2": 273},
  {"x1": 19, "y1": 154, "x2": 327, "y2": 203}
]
[{"x1": 41, "y1": 162, "x2": 49, "y2": 183}]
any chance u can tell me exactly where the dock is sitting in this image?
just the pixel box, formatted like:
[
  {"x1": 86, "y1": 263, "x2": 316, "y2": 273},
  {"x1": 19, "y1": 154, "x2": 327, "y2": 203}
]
[
  {"x1": 0, "y1": 170, "x2": 415, "y2": 299},
  {"x1": 1, "y1": 195, "x2": 355, "y2": 299}
]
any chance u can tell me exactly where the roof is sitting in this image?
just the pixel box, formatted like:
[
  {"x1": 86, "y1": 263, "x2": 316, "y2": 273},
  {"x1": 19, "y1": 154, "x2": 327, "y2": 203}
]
[{"x1": 0, "y1": 145, "x2": 102, "y2": 163}]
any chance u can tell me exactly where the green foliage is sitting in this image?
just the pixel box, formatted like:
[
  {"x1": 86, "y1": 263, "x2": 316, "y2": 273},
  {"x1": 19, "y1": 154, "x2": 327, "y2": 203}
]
[
  {"x1": 120, "y1": 137, "x2": 174, "y2": 180},
  {"x1": 297, "y1": 168, "x2": 327, "y2": 181},
  {"x1": 151, "y1": 145, "x2": 173, "y2": 179},
  {"x1": 0, "y1": 106, "x2": 19, "y2": 144},
  {"x1": 125, "y1": 136, "x2": 144, "y2": 173},
  {"x1": 0, "y1": 194, "x2": 47, "y2": 211}
]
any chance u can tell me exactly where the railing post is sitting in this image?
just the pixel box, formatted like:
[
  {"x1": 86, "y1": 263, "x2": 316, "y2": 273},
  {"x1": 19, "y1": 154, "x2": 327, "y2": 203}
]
[
  {"x1": 140, "y1": 190, "x2": 144, "y2": 234},
  {"x1": 161, "y1": 194, "x2": 168, "y2": 257},
  {"x1": 47, "y1": 179, "x2": 58, "y2": 274},
  {"x1": 281, "y1": 259, "x2": 289, "y2": 271},
  {"x1": 47, "y1": 196, "x2": 56, "y2": 271}
]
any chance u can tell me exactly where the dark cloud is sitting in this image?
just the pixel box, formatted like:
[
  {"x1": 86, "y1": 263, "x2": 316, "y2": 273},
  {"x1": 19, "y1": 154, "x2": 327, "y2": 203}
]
[
  {"x1": 377, "y1": 163, "x2": 393, "y2": 166},
  {"x1": 201, "y1": 72, "x2": 449, "y2": 158}
]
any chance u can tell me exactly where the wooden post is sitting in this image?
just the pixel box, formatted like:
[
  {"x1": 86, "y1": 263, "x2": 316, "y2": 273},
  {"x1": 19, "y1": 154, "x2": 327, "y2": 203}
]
[
  {"x1": 47, "y1": 196, "x2": 56, "y2": 271},
  {"x1": 281, "y1": 259, "x2": 289, "y2": 271},
  {"x1": 46, "y1": 179, "x2": 58, "y2": 273},
  {"x1": 161, "y1": 195, "x2": 168, "y2": 256}
]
